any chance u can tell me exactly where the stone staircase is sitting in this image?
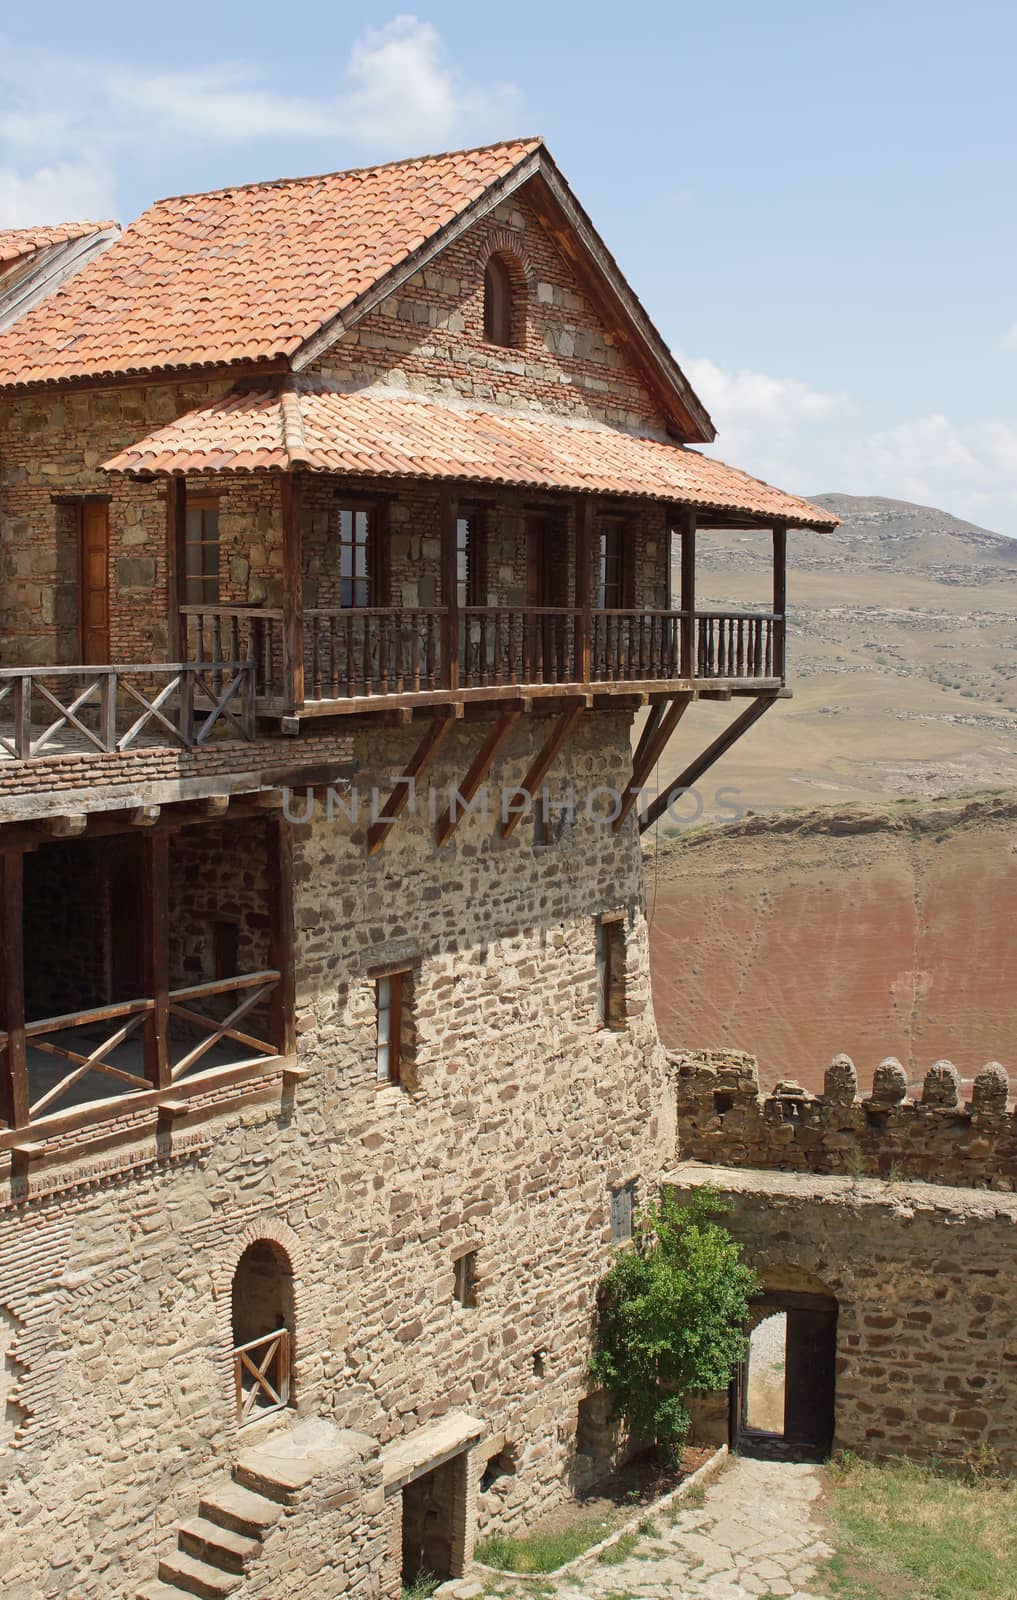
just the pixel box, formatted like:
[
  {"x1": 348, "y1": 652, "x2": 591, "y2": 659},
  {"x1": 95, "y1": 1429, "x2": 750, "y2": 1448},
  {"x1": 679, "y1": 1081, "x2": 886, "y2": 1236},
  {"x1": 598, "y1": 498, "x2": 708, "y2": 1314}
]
[{"x1": 137, "y1": 1446, "x2": 299, "y2": 1598}]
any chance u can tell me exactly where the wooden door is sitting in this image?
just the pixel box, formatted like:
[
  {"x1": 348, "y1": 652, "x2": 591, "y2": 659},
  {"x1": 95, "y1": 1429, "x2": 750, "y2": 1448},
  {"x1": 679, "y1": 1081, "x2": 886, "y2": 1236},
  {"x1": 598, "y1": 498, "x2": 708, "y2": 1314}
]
[
  {"x1": 525, "y1": 515, "x2": 566, "y2": 679},
  {"x1": 79, "y1": 502, "x2": 110, "y2": 664},
  {"x1": 784, "y1": 1305, "x2": 837, "y2": 1454}
]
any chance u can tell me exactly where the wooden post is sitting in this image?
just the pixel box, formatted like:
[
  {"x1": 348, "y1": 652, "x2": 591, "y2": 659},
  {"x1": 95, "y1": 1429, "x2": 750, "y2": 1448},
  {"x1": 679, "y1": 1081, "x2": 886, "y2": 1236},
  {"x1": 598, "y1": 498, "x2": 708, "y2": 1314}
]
[
  {"x1": 440, "y1": 486, "x2": 460, "y2": 692},
  {"x1": 166, "y1": 477, "x2": 188, "y2": 661},
  {"x1": 281, "y1": 473, "x2": 304, "y2": 714},
  {"x1": 0, "y1": 851, "x2": 29, "y2": 1129},
  {"x1": 142, "y1": 831, "x2": 171, "y2": 1090},
  {"x1": 574, "y1": 496, "x2": 592, "y2": 683},
  {"x1": 772, "y1": 522, "x2": 787, "y2": 683},
  {"x1": 680, "y1": 509, "x2": 697, "y2": 679},
  {"x1": 268, "y1": 815, "x2": 296, "y2": 1057}
]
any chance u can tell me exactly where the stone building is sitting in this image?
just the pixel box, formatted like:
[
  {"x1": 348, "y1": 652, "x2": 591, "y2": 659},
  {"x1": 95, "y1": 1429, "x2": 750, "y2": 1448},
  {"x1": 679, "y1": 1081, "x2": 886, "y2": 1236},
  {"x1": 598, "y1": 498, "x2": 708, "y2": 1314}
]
[{"x1": 0, "y1": 138, "x2": 835, "y2": 1598}]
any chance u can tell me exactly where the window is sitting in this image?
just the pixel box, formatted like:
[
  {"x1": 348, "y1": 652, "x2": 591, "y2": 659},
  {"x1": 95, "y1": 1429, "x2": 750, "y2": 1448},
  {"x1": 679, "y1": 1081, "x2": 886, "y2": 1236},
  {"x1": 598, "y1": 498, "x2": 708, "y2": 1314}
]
[
  {"x1": 483, "y1": 254, "x2": 515, "y2": 347},
  {"x1": 453, "y1": 1249, "x2": 478, "y2": 1308},
  {"x1": 456, "y1": 513, "x2": 484, "y2": 608},
  {"x1": 338, "y1": 506, "x2": 374, "y2": 608},
  {"x1": 184, "y1": 499, "x2": 220, "y2": 605},
  {"x1": 595, "y1": 916, "x2": 627, "y2": 1030},
  {"x1": 597, "y1": 522, "x2": 628, "y2": 610},
  {"x1": 610, "y1": 1180, "x2": 637, "y2": 1243},
  {"x1": 375, "y1": 968, "x2": 411, "y2": 1084}
]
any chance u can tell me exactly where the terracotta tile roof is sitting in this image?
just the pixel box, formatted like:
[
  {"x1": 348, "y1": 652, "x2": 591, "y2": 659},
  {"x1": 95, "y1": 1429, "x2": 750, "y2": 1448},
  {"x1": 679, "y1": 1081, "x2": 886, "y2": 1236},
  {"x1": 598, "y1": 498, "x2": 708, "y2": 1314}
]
[
  {"x1": 0, "y1": 221, "x2": 117, "y2": 268},
  {"x1": 0, "y1": 140, "x2": 541, "y2": 389},
  {"x1": 102, "y1": 383, "x2": 838, "y2": 529}
]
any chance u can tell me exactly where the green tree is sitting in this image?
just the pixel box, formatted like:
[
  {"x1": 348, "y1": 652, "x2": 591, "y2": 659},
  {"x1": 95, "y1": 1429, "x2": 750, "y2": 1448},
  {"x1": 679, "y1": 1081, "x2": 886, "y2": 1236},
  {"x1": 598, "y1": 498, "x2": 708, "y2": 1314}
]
[{"x1": 590, "y1": 1186, "x2": 757, "y2": 1460}]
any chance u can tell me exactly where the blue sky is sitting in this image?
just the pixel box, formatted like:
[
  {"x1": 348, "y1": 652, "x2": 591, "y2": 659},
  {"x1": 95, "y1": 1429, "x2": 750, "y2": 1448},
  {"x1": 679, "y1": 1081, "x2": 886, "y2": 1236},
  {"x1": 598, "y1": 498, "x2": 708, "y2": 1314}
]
[{"x1": 2, "y1": 2, "x2": 1015, "y2": 531}]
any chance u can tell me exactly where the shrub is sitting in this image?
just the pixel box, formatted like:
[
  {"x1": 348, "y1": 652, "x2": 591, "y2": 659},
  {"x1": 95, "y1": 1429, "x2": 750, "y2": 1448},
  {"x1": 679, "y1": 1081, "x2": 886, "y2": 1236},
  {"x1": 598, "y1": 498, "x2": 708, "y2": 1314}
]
[{"x1": 590, "y1": 1186, "x2": 757, "y2": 1460}]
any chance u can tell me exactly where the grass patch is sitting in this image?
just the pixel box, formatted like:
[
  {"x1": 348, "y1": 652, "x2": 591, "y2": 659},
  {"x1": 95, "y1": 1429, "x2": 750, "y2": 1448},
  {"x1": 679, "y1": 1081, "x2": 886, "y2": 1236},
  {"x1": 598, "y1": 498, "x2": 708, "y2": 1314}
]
[
  {"x1": 820, "y1": 1454, "x2": 1017, "y2": 1600},
  {"x1": 401, "y1": 1575, "x2": 439, "y2": 1600},
  {"x1": 596, "y1": 1531, "x2": 639, "y2": 1566},
  {"x1": 475, "y1": 1510, "x2": 622, "y2": 1574}
]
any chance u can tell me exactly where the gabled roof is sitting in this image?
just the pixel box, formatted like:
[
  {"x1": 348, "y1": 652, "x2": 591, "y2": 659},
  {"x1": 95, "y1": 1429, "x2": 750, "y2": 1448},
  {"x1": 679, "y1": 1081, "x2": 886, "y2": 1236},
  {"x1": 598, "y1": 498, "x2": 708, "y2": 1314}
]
[
  {"x1": 102, "y1": 380, "x2": 838, "y2": 530},
  {"x1": 0, "y1": 139, "x2": 713, "y2": 441}
]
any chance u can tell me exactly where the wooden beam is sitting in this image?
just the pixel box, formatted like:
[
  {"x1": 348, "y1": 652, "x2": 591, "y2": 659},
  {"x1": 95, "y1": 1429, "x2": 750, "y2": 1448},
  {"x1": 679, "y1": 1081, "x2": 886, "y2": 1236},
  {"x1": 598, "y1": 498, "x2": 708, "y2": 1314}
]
[
  {"x1": 773, "y1": 523, "x2": 787, "y2": 683},
  {"x1": 639, "y1": 696, "x2": 779, "y2": 833},
  {"x1": 366, "y1": 709, "x2": 457, "y2": 857},
  {"x1": 46, "y1": 814, "x2": 87, "y2": 838},
  {"x1": 268, "y1": 814, "x2": 296, "y2": 1057},
  {"x1": 499, "y1": 702, "x2": 584, "y2": 839},
  {"x1": 435, "y1": 711, "x2": 518, "y2": 849},
  {"x1": 130, "y1": 805, "x2": 160, "y2": 827},
  {"x1": 281, "y1": 473, "x2": 305, "y2": 714},
  {"x1": 613, "y1": 694, "x2": 692, "y2": 832},
  {"x1": 680, "y1": 509, "x2": 696, "y2": 678},
  {"x1": 574, "y1": 496, "x2": 592, "y2": 683},
  {"x1": 166, "y1": 477, "x2": 187, "y2": 661},
  {"x1": 0, "y1": 851, "x2": 28, "y2": 1129},
  {"x1": 440, "y1": 486, "x2": 460, "y2": 693},
  {"x1": 142, "y1": 831, "x2": 170, "y2": 1090}
]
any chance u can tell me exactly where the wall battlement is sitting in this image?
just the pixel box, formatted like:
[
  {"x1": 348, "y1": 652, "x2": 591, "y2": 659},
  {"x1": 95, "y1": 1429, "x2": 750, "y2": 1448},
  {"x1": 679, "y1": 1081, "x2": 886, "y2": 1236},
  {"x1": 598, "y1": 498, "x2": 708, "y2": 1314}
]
[{"x1": 674, "y1": 1049, "x2": 1016, "y2": 1188}]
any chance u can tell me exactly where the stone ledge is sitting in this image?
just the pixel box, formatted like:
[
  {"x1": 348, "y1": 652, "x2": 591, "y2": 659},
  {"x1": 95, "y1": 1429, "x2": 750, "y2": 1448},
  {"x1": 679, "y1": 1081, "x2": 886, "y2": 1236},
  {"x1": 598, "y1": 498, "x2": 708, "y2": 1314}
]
[
  {"x1": 666, "y1": 1159, "x2": 1017, "y2": 1218},
  {"x1": 380, "y1": 1411, "x2": 486, "y2": 1495}
]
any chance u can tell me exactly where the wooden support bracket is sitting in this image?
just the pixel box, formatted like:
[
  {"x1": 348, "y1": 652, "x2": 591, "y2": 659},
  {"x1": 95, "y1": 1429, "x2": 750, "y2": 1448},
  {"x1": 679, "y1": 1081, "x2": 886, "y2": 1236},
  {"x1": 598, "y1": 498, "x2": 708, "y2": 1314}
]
[
  {"x1": 639, "y1": 695, "x2": 779, "y2": 834},
  {"x1": 47, "y1": 814, "x2": 87, "y2": 838},
  {"x1": 366, "y1": 709, "x2": 459, "y2": 857},
  {"x1": 498, "y1": 702, "x2": 584, "y2": 840},
  {"x1": 613, "y1": 694, "x2": 692, "y2": 833},
  {"x1": 435, "y1": 711, "x2": 519, "y2": 849}
]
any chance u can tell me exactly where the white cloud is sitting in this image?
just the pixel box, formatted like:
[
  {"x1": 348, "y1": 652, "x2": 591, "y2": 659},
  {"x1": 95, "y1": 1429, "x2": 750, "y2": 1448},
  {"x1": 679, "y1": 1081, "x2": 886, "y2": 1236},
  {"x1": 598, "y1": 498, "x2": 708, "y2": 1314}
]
[
  {"x1": 683, "y1": 353, "x2": 1017, "y2": 535},
  {"x1": 1003, "y1": 322, "x2": 1017, "y2": 352},
  {"x1": 0, "y1": 160, "x2": 116, "y2": 226},
  {"x1": 0, "y1": 17, "x2": 522, "y2": 226}
]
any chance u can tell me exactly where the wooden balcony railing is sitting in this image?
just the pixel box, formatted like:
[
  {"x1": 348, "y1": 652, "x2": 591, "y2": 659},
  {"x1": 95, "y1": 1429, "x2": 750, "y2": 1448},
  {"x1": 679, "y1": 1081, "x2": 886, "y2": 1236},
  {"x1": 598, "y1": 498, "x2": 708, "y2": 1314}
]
[
  {"x1": 590, "y1": 610, "x2": 682, "y2": 682},
  {"x1": 460, "y1": 607, "x2": 580, "y2": 688},
  {"x1": 1, "y1": 970, "x2": 282, "y2": 1130},
  {"x1": 233, "y1": 1327, "x2": 292, "y2": 1424},
  {"x1": 696, "y1": 611, "x2": 782, "y2": 681},
  {"x1": 0, "y1": 660, "x2": 256, "y2": 762},
  {"x1": 305, "y1": 607, "x2": 445, "y2": 699},
  {"x1": 180, "y1": 605, "x2": 285, "y2": 700}
]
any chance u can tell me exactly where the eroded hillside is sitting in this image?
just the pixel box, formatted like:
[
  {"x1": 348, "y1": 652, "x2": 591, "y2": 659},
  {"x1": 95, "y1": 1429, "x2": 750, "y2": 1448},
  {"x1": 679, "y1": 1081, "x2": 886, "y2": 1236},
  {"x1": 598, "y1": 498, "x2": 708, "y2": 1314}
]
[{"x1": 647, "y1": 792, "x2": 1017, "y2": 1093}]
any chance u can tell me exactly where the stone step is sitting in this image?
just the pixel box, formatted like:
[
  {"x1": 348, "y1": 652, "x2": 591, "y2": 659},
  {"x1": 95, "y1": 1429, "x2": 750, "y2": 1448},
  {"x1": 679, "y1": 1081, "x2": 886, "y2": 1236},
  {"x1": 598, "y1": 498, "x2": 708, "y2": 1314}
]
[
  {"x1": 137, "y1": 1583, "x2": 196, "y2": 1600},
  {"x1": 200, "y1": 1479, "x2": 283, "y2": 1540},
  {"x1": 177, "y1": 1515, "x2": 261, "y2": 1575},
  {"x1": 157, "y1": 1550, "x2": 241, "y2": 1599},
  {"x1": 233, "y1": 1447, "x2": 315, "y2": 1507}
]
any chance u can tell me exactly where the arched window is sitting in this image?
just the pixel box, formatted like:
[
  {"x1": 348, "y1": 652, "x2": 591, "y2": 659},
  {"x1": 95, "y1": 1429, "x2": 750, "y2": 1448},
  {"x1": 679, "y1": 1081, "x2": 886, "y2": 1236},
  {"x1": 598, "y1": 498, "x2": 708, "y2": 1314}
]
[
  {"x1": 231, "y1": 1239, "x2": 295, "y2": 1423},
  {"x1": 483, "y1": 254, "x2": 515, "y2": 347}
]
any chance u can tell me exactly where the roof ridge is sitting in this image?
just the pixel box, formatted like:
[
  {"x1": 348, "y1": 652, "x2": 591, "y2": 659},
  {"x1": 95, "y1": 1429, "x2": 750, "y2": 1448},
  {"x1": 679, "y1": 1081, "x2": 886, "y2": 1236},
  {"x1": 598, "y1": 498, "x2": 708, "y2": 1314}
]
[{"x1": 149, "y1": 136, "x2": 544, "y2": 210}]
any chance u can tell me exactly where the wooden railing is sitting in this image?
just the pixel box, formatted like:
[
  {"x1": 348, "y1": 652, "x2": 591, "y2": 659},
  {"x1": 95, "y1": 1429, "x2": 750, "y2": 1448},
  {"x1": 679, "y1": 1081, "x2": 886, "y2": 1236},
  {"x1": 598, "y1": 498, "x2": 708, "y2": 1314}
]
[
  {"x1": 590, "y1": 610, "x2": 682, "y2": 682},
  {"x1": 1, "y1": 970, "x2": 282, "y2": 1128},
  {"x1": 233, "y1": 1327, "x2": 292, "y2": 1424},
  {"x1": 696, "y1": 611, "x2": 782, "y2": 681},
  {"x1": 460, "y1": 608, "x2": 580, "y2": 688},
  {"x1": 181, "y1": 605, "x2": 284, "y2": 700},
  {"x1": 305, "y1": 608, "x2": 445, "y2": 699},
  {"x1": 0, "y1": 661, "x2": 256, "y2": 761}
]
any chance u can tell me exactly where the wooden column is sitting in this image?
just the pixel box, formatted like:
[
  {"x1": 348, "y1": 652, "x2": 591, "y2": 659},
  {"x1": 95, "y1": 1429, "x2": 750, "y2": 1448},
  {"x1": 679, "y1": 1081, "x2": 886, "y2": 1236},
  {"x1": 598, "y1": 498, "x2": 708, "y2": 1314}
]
[
  {"x1": 440, "y1": 486, "x2": 460, "y2": 692},
  {"x1": 574, "y1": 496, "x2": 592, "y2": 682},
  {"x1": 772, "y1": 522, "x2": 787, "y2": 683},
  {"x1": 281, "y1": 473, "x2": 304, "y2": 713},
  {"x1": 0, "y1": 851, "x2": 29, "y2": 1129},
  {"x1": 268, "y1": 815, "x2": 296, "y2": 1057},
  {"x1": 166, "y1": 477, "x2": 187, "y2": 661},
  {"x1": 142, "y1": 831, "x2": 171, "y2": 1090},
  {"x1": 680, "y1": 509, "x2": 697, "y2": 679}
]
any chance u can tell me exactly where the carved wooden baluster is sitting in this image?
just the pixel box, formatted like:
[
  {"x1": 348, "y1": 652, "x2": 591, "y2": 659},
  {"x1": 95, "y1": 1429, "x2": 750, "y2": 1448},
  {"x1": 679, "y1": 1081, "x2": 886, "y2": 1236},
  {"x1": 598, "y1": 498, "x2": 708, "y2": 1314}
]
[
  {"x1": 195, "y1": 613, "x2": 206, "y2": 668},
  {"x1": 378, "y1": 612, "x2": 389, "y2": 696},
  {"x1": 765, "y1": 617, "x2": 773, "y2": 678}
]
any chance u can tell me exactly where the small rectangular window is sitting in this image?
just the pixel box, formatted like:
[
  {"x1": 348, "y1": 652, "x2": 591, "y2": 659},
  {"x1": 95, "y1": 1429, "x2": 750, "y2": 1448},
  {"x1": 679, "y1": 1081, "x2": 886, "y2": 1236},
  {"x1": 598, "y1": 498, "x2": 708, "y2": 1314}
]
[
  {"x1": 596, "y1": 917, "x2": 627, "y2": 1030},
  {"x1": 597, "y1": 522, "x2": 629, "y2": 610},
  {"x1": 338, "y1": 506, "x2": 374, "y2": 608},
  {"x1": 185, "y1": 499, "x2": 220, "y2": 605},
  {"x1": 610, "y1": 1181, "x2": 637, "y2": 1243},
  {"x1": 375, "y1": 968, "x2": 411, "y2": 1085},
  {"x1": 456, "y1": 513, "x2": 484, "y2": 609},
  {"x1": 453, "y1": 1249, "x2": 478, "y2": 1308}
]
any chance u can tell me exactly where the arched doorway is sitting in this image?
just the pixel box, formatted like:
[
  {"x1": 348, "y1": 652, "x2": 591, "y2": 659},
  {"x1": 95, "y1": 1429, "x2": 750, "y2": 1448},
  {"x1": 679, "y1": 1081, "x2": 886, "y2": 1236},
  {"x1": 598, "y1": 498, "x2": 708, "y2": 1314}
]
[
  {"x1": 231, "y1": 1239, "x2": 295, "y2": 1425},
  {"x1": 731, "y1": 1288, "x2": 838, "y2": 1462}
]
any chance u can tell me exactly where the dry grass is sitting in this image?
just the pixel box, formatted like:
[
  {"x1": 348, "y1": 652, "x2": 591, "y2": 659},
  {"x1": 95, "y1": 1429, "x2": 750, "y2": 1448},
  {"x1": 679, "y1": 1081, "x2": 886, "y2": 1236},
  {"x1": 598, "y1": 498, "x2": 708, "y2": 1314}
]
[{"x1": 820, "y1": 1453, "x2": 1017, "y2": 1600}]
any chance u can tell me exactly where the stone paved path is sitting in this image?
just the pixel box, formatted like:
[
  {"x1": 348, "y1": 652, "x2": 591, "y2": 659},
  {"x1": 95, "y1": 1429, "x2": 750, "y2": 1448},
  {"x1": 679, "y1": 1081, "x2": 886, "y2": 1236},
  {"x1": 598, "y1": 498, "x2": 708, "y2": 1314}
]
[{"x1": 474, "y1": 1457, "x2": 835, "y2": 1600}]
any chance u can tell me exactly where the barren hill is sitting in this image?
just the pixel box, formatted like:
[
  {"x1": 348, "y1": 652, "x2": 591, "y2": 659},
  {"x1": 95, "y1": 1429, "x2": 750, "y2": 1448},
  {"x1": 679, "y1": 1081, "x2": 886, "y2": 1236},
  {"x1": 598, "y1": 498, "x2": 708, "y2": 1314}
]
[
  {"x1": 647, "y1": 792, "x2": 1017, "y2": 1094},
  {"x1": 654, "y1": 493, "x2": 1017, "y2": 817}
]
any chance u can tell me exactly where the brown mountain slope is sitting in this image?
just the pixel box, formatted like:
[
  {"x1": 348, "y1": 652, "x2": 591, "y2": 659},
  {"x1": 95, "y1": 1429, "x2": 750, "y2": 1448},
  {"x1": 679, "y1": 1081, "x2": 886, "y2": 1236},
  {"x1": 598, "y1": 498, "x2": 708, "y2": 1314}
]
[
  {"x1": 647, "y1": 793, "x2": 1017, "y2": 1093},
  {"x1": 654, "y1": 494, "x2": 1017, "y2": 816}
]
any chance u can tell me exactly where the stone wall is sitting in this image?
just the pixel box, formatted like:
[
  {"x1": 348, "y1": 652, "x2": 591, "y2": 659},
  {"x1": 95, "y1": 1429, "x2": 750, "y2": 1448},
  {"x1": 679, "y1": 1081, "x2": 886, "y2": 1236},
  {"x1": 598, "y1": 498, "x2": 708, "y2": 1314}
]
[
  {"x1": 0, "y1": 711, "x2": 674, "y2": 1599},
  {"x1": 670, "y1": 1161, "x2": 1017, "y2": 1472},
  {"x1": 675, "y1": 1047, "x2": 1017, "y2": 1188}
]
